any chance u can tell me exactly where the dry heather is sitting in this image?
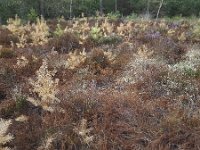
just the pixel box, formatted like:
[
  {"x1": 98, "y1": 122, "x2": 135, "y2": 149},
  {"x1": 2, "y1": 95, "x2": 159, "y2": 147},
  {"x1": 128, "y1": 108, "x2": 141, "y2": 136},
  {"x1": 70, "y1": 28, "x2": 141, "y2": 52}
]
[
  {"x1": 0, "y1": 119, "x2": 13, "y2": 150},
  {"x1": 1, "y1": 16, "x2": 200, "y2": 150},
  {"x1": 28, "y1": 59, "x2": 60, "y2": 112}
]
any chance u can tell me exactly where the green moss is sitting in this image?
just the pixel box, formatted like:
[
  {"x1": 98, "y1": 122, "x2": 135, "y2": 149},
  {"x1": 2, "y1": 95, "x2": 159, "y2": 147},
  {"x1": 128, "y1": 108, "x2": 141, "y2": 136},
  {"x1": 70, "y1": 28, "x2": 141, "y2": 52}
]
[
  {"x1": 15, "y1": 95, "x2": 27, "y2": 111},
  {"x1": 184, "y1": 68, "x2": 200, "y2": 78}
]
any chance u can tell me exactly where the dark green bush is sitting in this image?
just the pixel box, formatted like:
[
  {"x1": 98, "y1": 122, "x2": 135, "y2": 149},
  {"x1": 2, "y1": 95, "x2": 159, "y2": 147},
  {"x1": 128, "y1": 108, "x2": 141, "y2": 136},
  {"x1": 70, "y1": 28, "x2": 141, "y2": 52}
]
[{"x1": 15, "y1": 95, "x2": 27, "y2": 111}]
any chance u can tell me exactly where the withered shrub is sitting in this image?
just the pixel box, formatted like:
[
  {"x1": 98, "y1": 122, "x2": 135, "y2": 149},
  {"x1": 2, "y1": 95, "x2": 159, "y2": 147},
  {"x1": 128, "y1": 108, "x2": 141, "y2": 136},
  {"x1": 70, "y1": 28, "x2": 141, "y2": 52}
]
[
  {"x1": 2, "y1": 17, "x2": 200, "y2": 150},
  {"x1": 40, "y1": 88, "x2": 160, "y2": 150},
  {"x1": 47, "y1": 32, "x2": 80, "y2": 53},
  {"x1": 86, "y1": 49, "x2": 111, "y2": 75},
  {"x1": 10, "y1": 113, "x2": 43, "y2": 150},
  {"x1": 0, "y1": 27, "x2": 18, "y2": 47},
  {"x1": 15, "y1": 55, "x2": 42, "y2": 78},
  {"x1": 0, "y1": 48, "x2": 16, "y2": 59}
]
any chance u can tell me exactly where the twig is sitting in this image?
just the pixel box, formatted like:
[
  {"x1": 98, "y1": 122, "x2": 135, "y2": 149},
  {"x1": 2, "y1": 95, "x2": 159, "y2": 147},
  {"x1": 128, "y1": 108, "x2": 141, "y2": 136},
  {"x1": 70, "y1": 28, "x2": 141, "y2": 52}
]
[{"x1": 156, "y1": 0, "x2": 164, "y2": 21}]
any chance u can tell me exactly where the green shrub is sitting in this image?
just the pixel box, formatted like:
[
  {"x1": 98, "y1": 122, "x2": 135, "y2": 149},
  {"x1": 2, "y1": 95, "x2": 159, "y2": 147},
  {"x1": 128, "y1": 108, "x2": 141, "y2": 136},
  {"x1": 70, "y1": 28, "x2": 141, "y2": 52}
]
[
  {"x1": 90, "y1": 26, "x2": 103, "y2": 41},
  {"x1": 106, "y1": 11, "x2": 121, "y2": 20},
  {"x1": 184, "y1": 68, "x2": 200, "y2": 77},
  {"x1": 90, "y1": 24, "x2": 122, "y2": 45},
  {"x1": 54, "y1": 24, "x2": 64, "y2": 37},
  {"x1": 27, "y1": 8, "x2": 38, "y2": 22},
  {"x1": 15, "y1": 95, "x2": 27, "y2": 111},
  {"x1": 126, "y1": 12, "x2": 138, "y2": 20}
]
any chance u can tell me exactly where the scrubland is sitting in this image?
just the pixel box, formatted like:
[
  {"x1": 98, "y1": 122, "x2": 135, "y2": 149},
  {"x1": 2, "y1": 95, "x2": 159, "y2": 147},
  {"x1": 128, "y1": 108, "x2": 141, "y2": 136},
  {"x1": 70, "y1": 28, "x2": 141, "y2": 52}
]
[{"x1": 1, "y1": 16, "x2": 200, "y2": 149}]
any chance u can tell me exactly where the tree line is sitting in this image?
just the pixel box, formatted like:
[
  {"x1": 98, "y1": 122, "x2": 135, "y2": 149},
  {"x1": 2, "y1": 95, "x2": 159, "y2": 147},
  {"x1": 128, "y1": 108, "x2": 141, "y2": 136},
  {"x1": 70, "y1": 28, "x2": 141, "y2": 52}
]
[{"x1": 0, "y1": 0, "x2": 200, "y2": 23}]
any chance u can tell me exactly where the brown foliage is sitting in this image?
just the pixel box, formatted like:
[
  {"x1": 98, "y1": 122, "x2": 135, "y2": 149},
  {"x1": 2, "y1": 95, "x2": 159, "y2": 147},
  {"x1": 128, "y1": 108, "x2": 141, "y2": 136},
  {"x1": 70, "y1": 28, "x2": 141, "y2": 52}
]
[
  {"x1": 47, "y1": 32, "x2": 80, "y2": 53},
  {"x1": 2, "y1": 18, "x2": 200, "y2": 150},
  {"x1": 10, "y1": 113, "x2": 43, "y2": 150},
  {"x1": 0, "y1": 48, "x2": 16, "y2": 59},
  {"x1": 0, "y1": 27, "x2": 18, "y2": 47},
  {"x1": 0, "y1": 99, "x2": 16, "y2": 118}
]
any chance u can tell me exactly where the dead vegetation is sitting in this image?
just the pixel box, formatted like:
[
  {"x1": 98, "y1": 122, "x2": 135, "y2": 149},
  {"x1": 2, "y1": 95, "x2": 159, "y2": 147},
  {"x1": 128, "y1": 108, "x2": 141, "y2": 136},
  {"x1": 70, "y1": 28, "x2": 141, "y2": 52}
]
[{"x1": 1, "y1": 17, "x2": 200, "y2": 150}]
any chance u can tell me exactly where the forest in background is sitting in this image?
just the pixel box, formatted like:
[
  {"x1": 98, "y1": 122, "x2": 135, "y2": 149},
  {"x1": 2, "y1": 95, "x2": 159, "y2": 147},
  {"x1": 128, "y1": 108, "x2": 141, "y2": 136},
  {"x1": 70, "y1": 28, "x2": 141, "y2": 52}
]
[{"x1": 1, "y1": 0, "x2": 200, "y2": 23}]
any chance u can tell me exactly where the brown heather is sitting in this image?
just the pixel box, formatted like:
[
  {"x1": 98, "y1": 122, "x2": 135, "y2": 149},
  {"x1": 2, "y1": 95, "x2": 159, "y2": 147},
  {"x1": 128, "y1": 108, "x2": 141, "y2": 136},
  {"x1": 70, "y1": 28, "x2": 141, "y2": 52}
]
[{"x1": 1, "y1": 17, "x2": 200, "y2": 150}]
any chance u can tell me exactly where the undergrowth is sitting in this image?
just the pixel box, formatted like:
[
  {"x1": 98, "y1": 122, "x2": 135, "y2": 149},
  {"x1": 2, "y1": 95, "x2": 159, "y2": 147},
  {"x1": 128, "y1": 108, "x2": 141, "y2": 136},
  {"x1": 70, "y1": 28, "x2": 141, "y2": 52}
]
[{"x1": 0, "y1": 16, "x2": 200, "y2": 150}]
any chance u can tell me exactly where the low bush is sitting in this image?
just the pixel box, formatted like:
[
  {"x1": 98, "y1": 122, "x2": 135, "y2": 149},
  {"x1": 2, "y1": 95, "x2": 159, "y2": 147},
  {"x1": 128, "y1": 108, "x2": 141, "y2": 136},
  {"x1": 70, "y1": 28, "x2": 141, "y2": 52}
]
[
  {"x1": 0, "y1": 27, "x2": 18, "y2": 46},
  {"x1": 97, "y1": 35, "x2": 122, "y2": 45},
  {"x1": 106, "y1": 11, "x2": 121, "y2": 21},
  {"x1": 48, "y1": 32, "x2": 80, "y2": 53},
  {"x1": 0, "y1": 48, "x2": 15, "y2": 59}
]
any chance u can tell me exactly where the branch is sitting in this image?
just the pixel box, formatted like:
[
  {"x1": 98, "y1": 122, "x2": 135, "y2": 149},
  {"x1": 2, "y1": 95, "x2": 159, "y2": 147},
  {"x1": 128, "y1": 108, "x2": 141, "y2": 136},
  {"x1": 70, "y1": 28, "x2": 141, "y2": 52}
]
[{"x1": 156, "y1": 0, "x2": 164, "y2": 21}]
